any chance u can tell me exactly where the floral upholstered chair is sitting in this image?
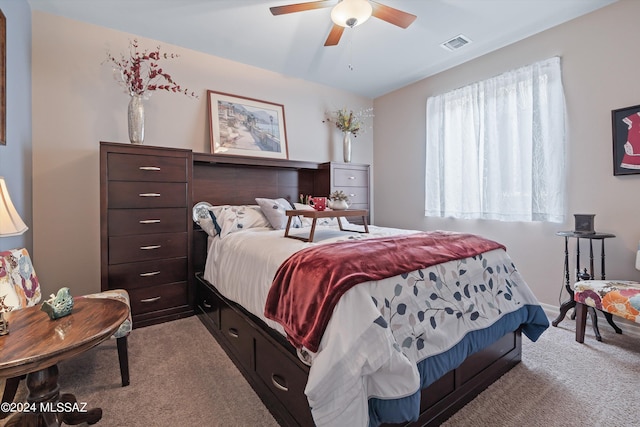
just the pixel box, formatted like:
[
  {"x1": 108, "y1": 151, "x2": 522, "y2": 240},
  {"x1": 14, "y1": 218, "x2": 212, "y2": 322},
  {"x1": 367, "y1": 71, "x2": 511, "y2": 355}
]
[
  {"x1": 0, "y1": 248, "x2": 132, "y2": 416},
  {"x1": 574, "y1": 242, "x2": 640, "y2": 342}
]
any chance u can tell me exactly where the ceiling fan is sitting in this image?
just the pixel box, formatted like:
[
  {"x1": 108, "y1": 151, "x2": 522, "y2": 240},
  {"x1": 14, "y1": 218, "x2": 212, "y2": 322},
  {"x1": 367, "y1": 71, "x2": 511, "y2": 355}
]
[{"x1": 270, "y1": 0, "x2": 417, "y2": 46}]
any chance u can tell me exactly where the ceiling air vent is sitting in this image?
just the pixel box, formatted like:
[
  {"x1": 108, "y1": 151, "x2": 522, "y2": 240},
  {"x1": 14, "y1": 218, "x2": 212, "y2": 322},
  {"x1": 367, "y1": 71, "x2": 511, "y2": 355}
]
[{"x1": 441, "y1": 34, "x2": 472, "y2": 51}]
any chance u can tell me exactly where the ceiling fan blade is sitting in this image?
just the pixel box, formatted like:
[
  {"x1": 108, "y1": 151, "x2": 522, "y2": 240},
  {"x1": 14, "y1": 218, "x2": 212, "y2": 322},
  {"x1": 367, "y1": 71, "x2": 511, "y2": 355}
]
[
  {"x1": 270, "y1": 1, "x2": 333, "y2": 16},
  {"x1": 370, "y1": 1, "x2": 417, "y2": 29},
  {"x1": 324, "y1": 24, "x2": 344, "y2": 46}
]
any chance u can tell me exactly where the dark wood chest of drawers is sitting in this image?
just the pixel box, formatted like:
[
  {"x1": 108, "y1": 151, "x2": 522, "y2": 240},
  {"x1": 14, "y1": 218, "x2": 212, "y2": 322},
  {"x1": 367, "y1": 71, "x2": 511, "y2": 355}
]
[
  {"x1": 315, "y1": 161, "x2": 370, "y2": 224},
  {"x1": 100, "y1": 142, "x2": 194, "y2": 327}
]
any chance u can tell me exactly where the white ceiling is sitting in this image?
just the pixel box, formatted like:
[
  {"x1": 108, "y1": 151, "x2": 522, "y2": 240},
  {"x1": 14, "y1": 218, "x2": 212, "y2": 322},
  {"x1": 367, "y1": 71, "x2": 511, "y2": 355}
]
[{"x1": 27, "y1": 0, "x2": 617, "y2": 98}]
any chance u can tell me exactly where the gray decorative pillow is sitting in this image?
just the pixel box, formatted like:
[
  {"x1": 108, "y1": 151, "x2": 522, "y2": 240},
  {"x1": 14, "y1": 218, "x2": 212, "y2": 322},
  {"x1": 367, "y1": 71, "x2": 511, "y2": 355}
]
[{"x1": 255, "y1": 198, "x2": 302, "y2": 230}]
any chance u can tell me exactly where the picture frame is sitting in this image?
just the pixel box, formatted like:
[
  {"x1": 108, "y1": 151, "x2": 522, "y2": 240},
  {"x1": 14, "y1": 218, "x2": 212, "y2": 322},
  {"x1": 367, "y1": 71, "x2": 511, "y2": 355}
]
[
  {"x1": 207, "y1": 90, "x2": 288, "y2": 159},
  {"x1": 611, "y1": 104, "x2": 640, "y2": 176},
  {"x1": 0, "y1": 9, "x2": 6, "y2": 146}
]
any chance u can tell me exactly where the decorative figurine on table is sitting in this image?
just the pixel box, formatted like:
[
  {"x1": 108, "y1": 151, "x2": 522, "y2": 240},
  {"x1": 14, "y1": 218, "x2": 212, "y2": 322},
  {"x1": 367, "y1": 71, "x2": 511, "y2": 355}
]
[{"x1": 41, "y1": 287, "x2": 74, "y2": 320}]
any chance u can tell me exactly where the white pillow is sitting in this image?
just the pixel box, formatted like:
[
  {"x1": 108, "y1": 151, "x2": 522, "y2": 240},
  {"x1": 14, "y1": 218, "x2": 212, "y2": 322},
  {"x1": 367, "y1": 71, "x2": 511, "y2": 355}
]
[
  {"x1": 256, "y1": 198, "x2": 302, "y2": 230},
  {"x1": 207, "y1": 205, "x2": 270, "y2": 238}
]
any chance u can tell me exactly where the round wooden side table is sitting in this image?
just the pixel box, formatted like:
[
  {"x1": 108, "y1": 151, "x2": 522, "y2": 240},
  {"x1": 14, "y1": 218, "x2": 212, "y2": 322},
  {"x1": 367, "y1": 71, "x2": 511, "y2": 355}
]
[{"x1": 0, "y1": 298, "x2": 128, "y2": 426}]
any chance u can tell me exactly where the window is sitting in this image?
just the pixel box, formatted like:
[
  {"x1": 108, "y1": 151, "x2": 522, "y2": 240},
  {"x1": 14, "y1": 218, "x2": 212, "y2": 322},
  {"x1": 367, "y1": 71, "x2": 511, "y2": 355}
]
[{"x1": 425, "y1": 57, "x2": 566, "y2": 222}]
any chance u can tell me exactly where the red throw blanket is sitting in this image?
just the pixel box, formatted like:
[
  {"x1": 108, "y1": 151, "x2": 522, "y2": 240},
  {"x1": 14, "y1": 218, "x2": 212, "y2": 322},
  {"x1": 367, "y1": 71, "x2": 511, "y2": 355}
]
[{"x1": 264, "y1": 231, "x2": 505, "y2": 352}]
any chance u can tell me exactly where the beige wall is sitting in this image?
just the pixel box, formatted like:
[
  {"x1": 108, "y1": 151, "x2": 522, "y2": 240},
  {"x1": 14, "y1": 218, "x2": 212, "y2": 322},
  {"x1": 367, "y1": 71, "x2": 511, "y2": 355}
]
[
  {"x1": 31, "y1": 11, "x2": 373, "y2": 298},
  {"x1": 373, "y1": 0, "x2": 640, "y2": 309}
]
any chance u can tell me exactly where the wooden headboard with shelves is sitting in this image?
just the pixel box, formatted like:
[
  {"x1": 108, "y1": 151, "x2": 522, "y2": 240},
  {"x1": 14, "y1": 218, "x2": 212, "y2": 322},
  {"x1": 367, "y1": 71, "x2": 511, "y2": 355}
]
[
  {"x1": 191, "y1": 153, "x2": 322, "y2": 272},
  {"x1": 192, "y1": 153, "x2": 319, "y2": 206}
]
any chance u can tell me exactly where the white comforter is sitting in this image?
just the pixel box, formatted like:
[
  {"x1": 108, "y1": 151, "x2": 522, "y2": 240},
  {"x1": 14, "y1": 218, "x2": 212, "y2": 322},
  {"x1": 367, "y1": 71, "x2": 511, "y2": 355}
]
[
  {"x1": 203, "y1": 225, "x2": 545, "y2": 426},
  {"x1": 204, "y1": 225, "x2": 417, "y2": 335}
]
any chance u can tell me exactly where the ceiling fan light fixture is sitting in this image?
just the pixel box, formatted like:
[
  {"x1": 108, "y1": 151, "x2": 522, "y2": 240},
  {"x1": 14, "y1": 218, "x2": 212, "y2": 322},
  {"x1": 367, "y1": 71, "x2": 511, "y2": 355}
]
[{"x1": 331, "y1": 0, "x2": 372, "y2": 28}]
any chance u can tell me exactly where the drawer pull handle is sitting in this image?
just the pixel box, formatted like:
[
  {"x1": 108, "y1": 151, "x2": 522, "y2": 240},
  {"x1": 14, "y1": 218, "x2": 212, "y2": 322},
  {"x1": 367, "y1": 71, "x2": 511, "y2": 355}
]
[
  {"x1": 139, "y1": 166, "x2": 161, "y2": 171},
  {"x1": 348, "y1": 176, "x2": 356, "y2": 180},
  {"x1": 271, "y1": 374, "x2": 288, "y2": 392},
  {"x1": 139, "y1": 219, "x2": 161, "y2": 224},
  {"x1": 139, "y1": 193, "x2": 161, "y2": 197},
  {"x1": 140, "y1": 296, "x2": 161, "y2": 303},
  {"x1": 349, "y1": 193, "x2": 356, "y2": 197},
  {"x1": 140, "y1": 245, "x2": 161, "y2": 250},
  {"x1": 139, "y1": 271, "x2": 161, "y2": 277},
  {"x1": 202, "y1": 301, "x2": 212, "y2": 309},
  {"x1": 227, "y1": 328, "x2": 239, "y2": 338}
]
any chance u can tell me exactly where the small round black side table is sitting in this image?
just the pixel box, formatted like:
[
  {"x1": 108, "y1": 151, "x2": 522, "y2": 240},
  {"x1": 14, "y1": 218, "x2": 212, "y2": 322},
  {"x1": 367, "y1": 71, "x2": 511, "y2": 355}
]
[{"x1": 552, "y1": 231, "x2": 620, "y2": 341}]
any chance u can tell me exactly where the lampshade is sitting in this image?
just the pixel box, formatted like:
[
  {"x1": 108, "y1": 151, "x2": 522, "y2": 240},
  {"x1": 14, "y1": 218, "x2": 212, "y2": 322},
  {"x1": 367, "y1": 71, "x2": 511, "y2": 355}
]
[
  {"x1": 0, "y1": 176, "x2": 28, "y2": 237},
  {"x1": 331, "y1": 0, "x2": 372, "y2": 28}
]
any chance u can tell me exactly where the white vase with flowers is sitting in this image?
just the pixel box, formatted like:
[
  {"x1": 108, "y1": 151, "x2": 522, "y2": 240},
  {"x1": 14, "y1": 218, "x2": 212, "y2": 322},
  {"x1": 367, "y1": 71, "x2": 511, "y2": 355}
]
[
  {"x1": 104, "y1": 39, "x2": 198, "y2": 144},
  {"x1": 324, "y1": 107, "x2": 373, "y2": 163}
]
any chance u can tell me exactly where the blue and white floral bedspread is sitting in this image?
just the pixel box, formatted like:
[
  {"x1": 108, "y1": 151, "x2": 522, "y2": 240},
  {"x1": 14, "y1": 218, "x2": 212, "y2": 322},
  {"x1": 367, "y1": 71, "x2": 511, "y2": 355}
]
[{"x1": 305, "y1": 247, "x2": 549, "y2": 426}]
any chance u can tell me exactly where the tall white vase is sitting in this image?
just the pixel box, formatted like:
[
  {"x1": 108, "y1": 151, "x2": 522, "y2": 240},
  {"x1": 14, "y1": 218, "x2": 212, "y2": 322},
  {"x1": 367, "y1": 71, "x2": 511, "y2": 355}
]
[
  {"x1": 343, "y1": 131, "x2": 352, "y2": 163},
  {"x1": 128, "y1": 95, "x2": 145, "y2": 144}
]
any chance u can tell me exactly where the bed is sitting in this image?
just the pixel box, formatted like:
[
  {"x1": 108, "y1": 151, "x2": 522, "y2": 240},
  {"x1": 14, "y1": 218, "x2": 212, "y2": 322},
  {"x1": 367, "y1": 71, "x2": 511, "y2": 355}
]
[{"x1": 190, "y1": 154, "x2": 549, "y2": 427}]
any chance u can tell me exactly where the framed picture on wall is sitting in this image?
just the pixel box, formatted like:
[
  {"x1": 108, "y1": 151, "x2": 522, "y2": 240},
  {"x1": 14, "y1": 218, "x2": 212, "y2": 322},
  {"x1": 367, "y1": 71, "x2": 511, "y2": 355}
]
[
  {"x1": 207, "y1": 90, "x2": 289, "y2": 160},
  {"x1": 612, "y1": 104, "x2": 640, "y2": 175}
]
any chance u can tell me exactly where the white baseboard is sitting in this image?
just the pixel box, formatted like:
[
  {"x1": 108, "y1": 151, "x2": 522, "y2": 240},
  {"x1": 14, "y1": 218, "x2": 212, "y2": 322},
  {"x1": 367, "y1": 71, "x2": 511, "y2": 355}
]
[{"x1": 539, "y1": 302, "x2": 640, "y2": 339}]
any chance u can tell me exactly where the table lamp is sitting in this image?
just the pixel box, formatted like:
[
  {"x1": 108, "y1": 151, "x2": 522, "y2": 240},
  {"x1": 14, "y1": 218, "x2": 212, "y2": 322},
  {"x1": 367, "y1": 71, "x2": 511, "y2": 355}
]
[
  {"x1": 0, "y1": 176, "x2": 28, "y2": 237},
  {"x1": 0, "y1": 176, "x2": 28, "y2": 335}
]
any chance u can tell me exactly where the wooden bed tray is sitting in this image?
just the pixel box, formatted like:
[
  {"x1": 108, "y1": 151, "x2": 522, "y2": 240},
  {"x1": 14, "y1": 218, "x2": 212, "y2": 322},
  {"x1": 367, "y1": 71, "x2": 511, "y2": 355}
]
[{"x1": 190, "y1": 153, "x2": 522, "y2": 426}]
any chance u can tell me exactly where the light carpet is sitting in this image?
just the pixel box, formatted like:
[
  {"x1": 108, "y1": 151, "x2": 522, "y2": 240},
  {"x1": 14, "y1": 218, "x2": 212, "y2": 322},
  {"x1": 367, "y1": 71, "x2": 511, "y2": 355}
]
[
  {"x1": 442, "y1": 319, "x2": 639, "y2": 427},
  {"x1": 3, "y1": 315, "x2": 639, "y2": 426}
]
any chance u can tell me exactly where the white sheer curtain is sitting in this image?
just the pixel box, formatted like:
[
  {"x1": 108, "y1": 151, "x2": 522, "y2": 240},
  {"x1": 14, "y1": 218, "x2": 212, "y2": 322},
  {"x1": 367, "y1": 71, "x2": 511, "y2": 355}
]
[{"x1": 425, "y1": 57, "x2": 566, "y2": 222}]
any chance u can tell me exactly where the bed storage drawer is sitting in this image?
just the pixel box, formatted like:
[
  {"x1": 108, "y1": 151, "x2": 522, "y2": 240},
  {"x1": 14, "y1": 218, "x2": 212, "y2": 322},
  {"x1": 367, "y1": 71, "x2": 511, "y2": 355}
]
[
  {"x1": 107, "y1": 152, "x2": 188, "y2": 182},
  {"x1": 458, "y1": 331, "x2": 517, "y2": 383},
  {"x1": 420, "y1": 370, "x2": 455, "y2": 410},
  {"x1": 254, "y1": 334, "x2": 314, "y2": 426},
  {"x1": 196, "y1": 279, "x2": 221, "y2": 329},
  {"x1": 220, "y1": 306, "x2": 254, "y2": 369}
]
